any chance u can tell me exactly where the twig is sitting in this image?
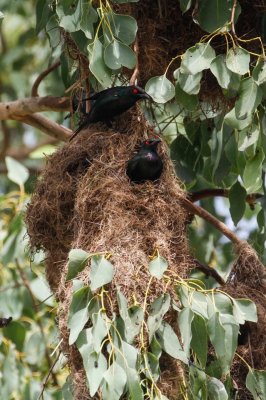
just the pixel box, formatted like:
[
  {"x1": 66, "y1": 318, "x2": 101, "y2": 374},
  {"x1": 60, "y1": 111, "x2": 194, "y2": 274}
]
[
  {"x1": 193, "y1": 259, "x2": 225, "y2": 286},
  {"x1": 189, "y1": 188, "x2": 262, "y2": 207},
  {"x1": 37, "y1": 351, "x2": 61, "y2": 400},
  {"x1": 130, "y1": 37, "x2": 139, "y2": 85},
  {"x1": 32, "y1": 61, "x2": 61, "y2": 97},
  {"x1": 0, "y1": 317, "x2": 12, "y2": 327},
  {"x1": 15, "y1": 259, "x2": 58, "y2": 386},
  {"x1": 230, "y1": 0, "x2": 238, "y2": 42},
  {"x1": 177, "y1": 196, "x2": 243, "y2": 246}
]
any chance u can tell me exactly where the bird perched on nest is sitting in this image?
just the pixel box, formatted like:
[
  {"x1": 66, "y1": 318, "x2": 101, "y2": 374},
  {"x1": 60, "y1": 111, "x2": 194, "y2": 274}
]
[
  {"x1": 126, "y1": 139, "x2": 163, "y2": 183},
  {"x1": 69, "y1": 85, "x2": 152, "y2": 141}
]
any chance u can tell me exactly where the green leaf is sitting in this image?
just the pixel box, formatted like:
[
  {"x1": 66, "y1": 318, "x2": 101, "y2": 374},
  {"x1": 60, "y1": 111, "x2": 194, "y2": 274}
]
[
  {"x1": 127, "y1": 368, "x2": 144, "y2": 400},
  {"x1": 3, "y1": 321, "x2": 26, "y2": 352},
  {"x1": 80, "y1": 3, "x2": 98, "y2": 39},
  {"x1": 5, "y1": 157, "x2": 29, "y2": 187},
  {"x1": 235, "y1": 77, "x2": 262, "y2": 120},
  {"x1": 147, "y1": 294, "x2": 170, "y2": 342},
  {"x1": 196, "y1": 0, "x2": 240, "y2": 33},
  {"x1": 179, "y1": 0, "x2": 192, "y2": 13},
  {"x1": 145, "y1": 75, "x2": 175, "y2": 103},
  {"x1": 238, "y1": 124, "x2": 260, "y2": 152},
  {"x1": 226, "y1": 47, "x2": 250, "y2": 75},
  {"x1": 181, "y1": 43, "x2": 216, "y2": 75},
  {"x1": 66, "y1": 249, "x2": 90, "y2": 280},
  {"x1": 36, "y1": 0, "x2": 51, "y2": 33},
  {"x1": 174, "y1": 68, "x2": 202, "y2": 94},
  {"x1": 191, "y1": 314, "x2": 208, "y2": 368},
  {"x1": 46, "y1": 15, "x2": 61, "y2": 49},
  {"x1": 89, "y1": 39, "x2": 112, "y2": 87},
  {"x1": 87, "y1": 351, "x2": 107, "y2": 396},
  {"x1": 246, "y1": 369, "x2": 266, "y2": 400},
  {"x1": 229, "y1": 181, "x2": 247, "y2": 226},
  {"x1": 148, "y1": 255, "x2": 168, "y2": 279},
  {"x1": 232, "y1": 299, "x2": 258, "y2": 324},
  {"x1": 102, "y1": 362, "x2": 127, "y2": 400},
  {"x1": 224, "y1": 107, "x2": 252, "y2": 130},
  {"x1": 29, "y1": 276, "x2": 54, "y2": 307},
  {"x1": 210, "y1": 55, "x2": 234, "y2": 89},
  {"x1": 24, "y1": 331, "x2": 45, "y2": 365},
  {"x1": 175, "y1": 82, "x2": 199, "y2": 110},
  {"x1": 92, "y1": 313, "x2": 109, "y2": 353},
  {"x1": 116, "y1": 341, "x2": 139, "y2": 370},
  {"x1": 89, "y1": 255, "x2": 114, "y2": 291},
  {"x1": 178, "y1": 308, "x2": 194, "y2": 356},
  {"x1": 104, "y1": 39, "x2": 136, "y2": 69},
  {"x1": 207, "y1": 377, "x2": 228, "y2": 400},
  {"x1": 252, "y1": 59, "x2": 266, "y2": 85},
  {"x1": 107, "y1": 13, "x2": 138, "y2": 45},
  {"x1": 207, "y1": 312, "x2": 226, "y2": 362},
  {"x1": 243, "y1": 147, "x2": 264, "y2": 193},
  {"x1": 67, "y1": 286, "x2": 92, "y2": 345},
  {"x1": 143, "y1": 352, "x2": 160, "y2": 381},
  {"x1": 157, "y1": 322, "x2": 188, "y2": 364},
  {"x1": 56, "y1": 0, "x2": 82, "y2": 32}
]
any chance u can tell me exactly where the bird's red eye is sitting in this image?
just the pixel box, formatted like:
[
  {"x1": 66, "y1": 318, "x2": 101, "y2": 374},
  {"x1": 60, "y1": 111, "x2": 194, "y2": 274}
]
[
  {"x1": 145, "y1": 140, "x2": 150, "y2": 145},
  {"x1": 133, "y1": 88, "x2": 139, "y2": 94}
]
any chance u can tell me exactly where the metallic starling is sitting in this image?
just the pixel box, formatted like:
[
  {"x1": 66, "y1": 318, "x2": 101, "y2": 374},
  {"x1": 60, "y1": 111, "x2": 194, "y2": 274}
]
[
  {"x1": 126, "y1": 139, "x2": 163, "y2": 183},
  {"x1": 69, "y1": 85, "x2": 152, "y2": 141}
]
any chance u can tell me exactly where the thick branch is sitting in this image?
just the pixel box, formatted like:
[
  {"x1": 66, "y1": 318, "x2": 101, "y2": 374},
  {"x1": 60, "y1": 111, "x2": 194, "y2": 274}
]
[
  {"x1": 0, "y1": 96, "x2": 70, "y2": 119},
  {"x1": 178, "y1": 196, "x2": 243, "y2": 246},
  {"x1": 193, "y1": 259, "x2": 225, "y2": 286},
  {"x1": 15, "y1": 113, "x2": 71, "y2": 141},
  {"x1": 32, "y1": 61, "x2": 61, "y2": 97}
]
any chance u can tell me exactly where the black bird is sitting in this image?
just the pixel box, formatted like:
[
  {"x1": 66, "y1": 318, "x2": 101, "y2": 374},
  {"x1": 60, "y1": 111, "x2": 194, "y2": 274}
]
[
  {"x1": 69, "y1": 85, "x2": 152, "y2": 141},
  {"x1": 126, "y1": 139, "x2": 163, "y2": 183}
]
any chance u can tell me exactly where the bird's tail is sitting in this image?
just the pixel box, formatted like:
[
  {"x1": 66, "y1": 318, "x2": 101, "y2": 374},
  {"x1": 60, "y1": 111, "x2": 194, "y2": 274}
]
[{"x1": 69, "y1": 120, "x2": 88, "y2": 141}]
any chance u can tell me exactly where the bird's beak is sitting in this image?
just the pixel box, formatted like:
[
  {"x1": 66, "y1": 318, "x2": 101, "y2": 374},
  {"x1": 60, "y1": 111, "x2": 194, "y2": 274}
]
[{"x1": 142, "y1": 92, "x2": 153, "y2": 101}]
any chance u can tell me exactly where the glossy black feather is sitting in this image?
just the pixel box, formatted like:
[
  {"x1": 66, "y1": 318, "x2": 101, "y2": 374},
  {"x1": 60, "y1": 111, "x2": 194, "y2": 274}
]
[
  {"x1": 126, "y1": 139, "x2": 163, "y2": 183},
  {"x1": 69, "y1": 85, "x2": 152, "y2": 141}
]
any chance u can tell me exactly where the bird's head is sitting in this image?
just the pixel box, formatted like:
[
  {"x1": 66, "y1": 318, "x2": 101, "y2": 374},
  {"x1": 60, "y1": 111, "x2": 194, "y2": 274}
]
[
  {"x1": 129, "y1": 85, "x2": 152, "y2": 101},
  {"x1": 141, "y1": 138, "x2": 161, "y2": 149}
]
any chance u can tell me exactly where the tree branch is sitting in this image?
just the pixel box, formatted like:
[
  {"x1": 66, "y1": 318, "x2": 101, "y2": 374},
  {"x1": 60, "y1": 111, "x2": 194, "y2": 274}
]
[
  {"x1": 189, "y1": 188, "x2": 262, "y2": 207},
  {"x1": 230, "y1": 0, "x2": 238, "y2": 43},
  {"x1": 193, "y1": 259, "x2": 225, "y2": 286},
  {"x1": 6, "y1": 137, "x2": 58, "y2": 160},
  {"x1": 15, "y1": 113, "x2": 71, "y2": 141},
  {"x1": 32, "y1": 61, "x2": 61, "y2": 97},
  {"x1": 0, "y1": 96, "x2": 70, "y2": 118},
  {"x1": 178, "y1": 196, "x2": 243, "y2": 246}
]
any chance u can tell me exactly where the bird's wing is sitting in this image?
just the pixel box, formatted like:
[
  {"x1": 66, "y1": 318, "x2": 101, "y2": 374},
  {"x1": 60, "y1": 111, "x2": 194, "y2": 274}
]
[{"x1": 88, "y1": 87, "x2": 120, "y2": 101}]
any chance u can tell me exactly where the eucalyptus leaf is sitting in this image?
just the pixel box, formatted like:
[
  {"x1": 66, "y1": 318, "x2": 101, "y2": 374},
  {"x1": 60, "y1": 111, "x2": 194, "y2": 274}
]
[
  {"x1": 102, "y1": 362, "x2": 127, "y2": 400},
  {"x1": 89, "y1": 39, "x2": 112, "y2": 87},
  {"x1": 5, "y1": 157, "x2": 29, "y2": 187},
  {"x1": 148, "y1": 255, "x2": 168, "y2": 279},
  {"x1": 145, "y1": 75, "x2": 175, "y2": 103},
  {"x1": 253, "y1": 59, "x2": 266, "y2": 85},
  {"x1": 174, "y1": 68, "x2": 202, "y2": 94},
  {"x1": 207, "y1": 377, "x2": 228, "y2": 400},
  {"x1": 178, "y1": 307, "x2": 194, "y2": 356},
  {"x1": 147, "y1": 294, "x2": 170, "y2": 341},
  {"x1": 57, "y1": 0, "x2": 82, "y2": 32},
  {"x1": 226, "y1": 47, "x2": 250, "y2": 75},
  {"x1": 157, "y1": 322, "x2": 188, "y2": 364},
  {"x1": 196, "y1": 0, "x2": 240, "y2": 33},
  {"x1": 232, "y1": 299, "x2": 258, "y2": 324},
  {"x1": 80, "y1": 3, "x2": 98, "y2": 39},
  {"x1": 87, "y1": 351, "x2": 107, "y2": 397},
  {"x1": 107, "y1": 13, "x2": 138, "y2": 45},
  {"x1": 181, "y1": 42, "x2": 216, "y2": 75},
  {"x1": 175, "y1": 82, "x2": 199, "y2": 110},
  {"x1": 66, "y1": 248, "x2": 90, "y2": 280},
  {"x1": 238, "y1": 124, "x2": 260, "y2": 151},
  {"x1": 229, "y1": 181, "x2": 247, "y2": 226},
  {"x1": 191, "y1": 314, "x2": 208, "y2": 368},
  {"x1": 246, "y1": 369, "x2": 266, "y2": 400},
  {"x1": 89, "y1": 255, "x2": 114, "y2": 291},
  {"x1": 210, "y1": 55, "x2": 233, "y2": 89},
  {"x1": 67, "y1": 286, "x2": 92, "y2": 345},
  {"x1": 243, "y1": 147, "x2": 264, "y2": 193},
  {"x1": 92, "y1": 313, "x2": 109, "y2": 353},
  {"x1": 235, "y1": 77, "x2": 262, "y2": 120},
  {"x1": 104, "y1": 39, "x2": 136, "y2": 69}
]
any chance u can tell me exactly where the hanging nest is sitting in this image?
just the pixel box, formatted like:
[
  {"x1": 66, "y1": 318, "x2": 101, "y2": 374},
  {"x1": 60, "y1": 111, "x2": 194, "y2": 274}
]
[{"x1": 26, "y1": 110, "x2": 195, "y2": 399}]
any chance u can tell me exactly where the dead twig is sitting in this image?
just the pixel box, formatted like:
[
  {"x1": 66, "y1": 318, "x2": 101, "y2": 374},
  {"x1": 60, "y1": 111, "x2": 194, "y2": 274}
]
[{"x1": 130, "y1": 37, "x2": 139, "y2": 85}]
